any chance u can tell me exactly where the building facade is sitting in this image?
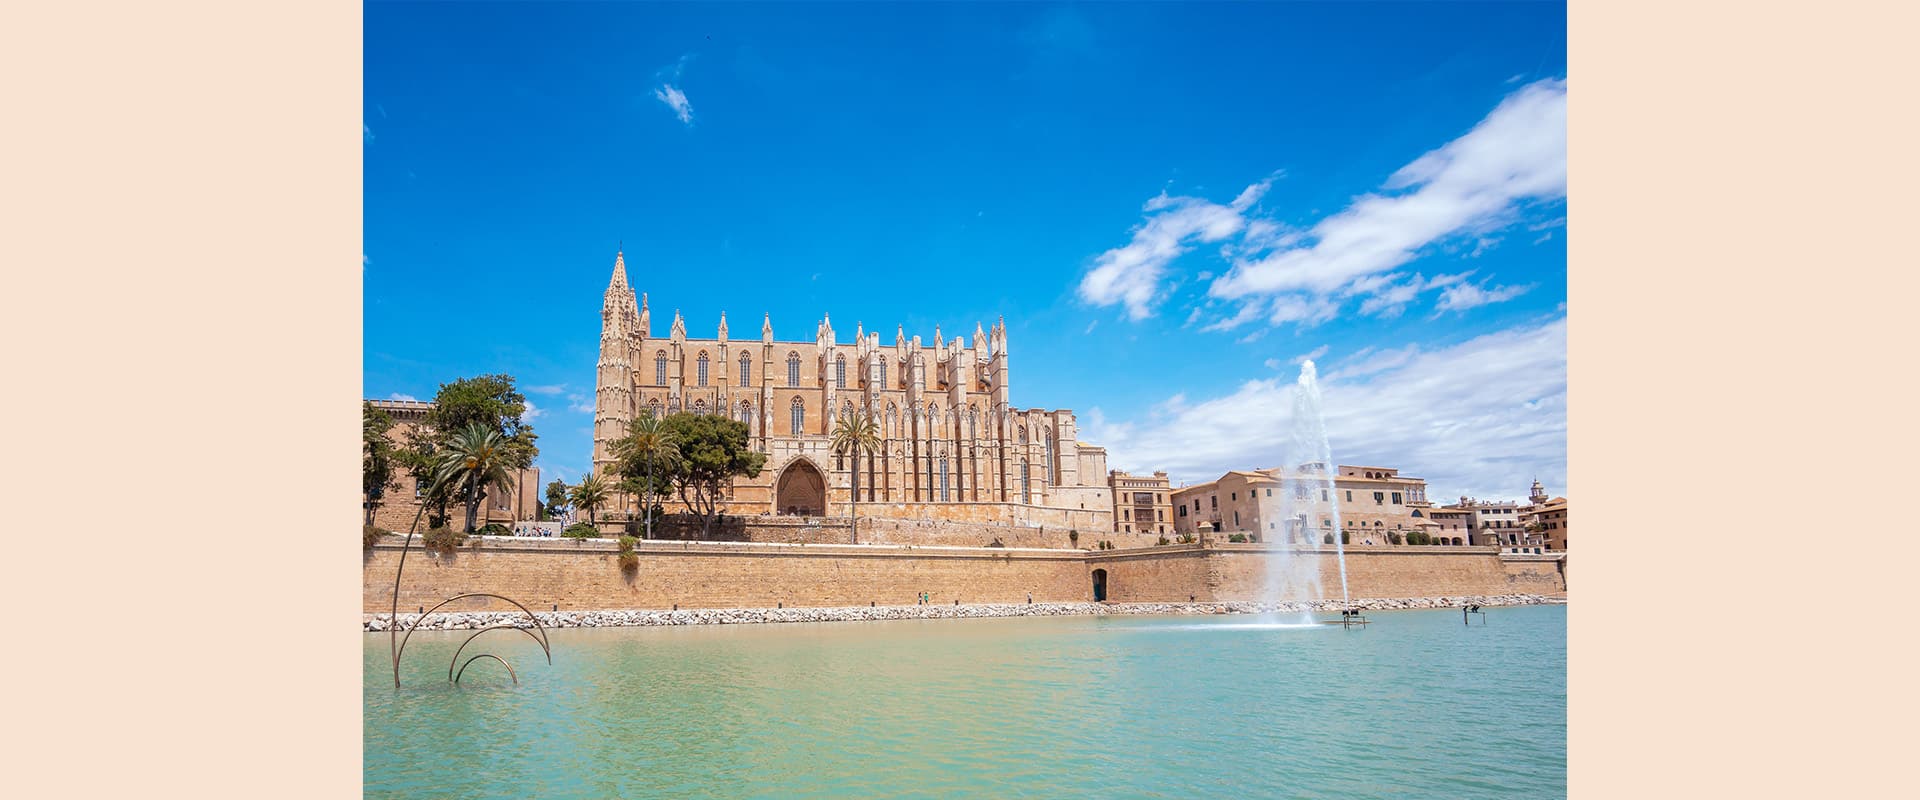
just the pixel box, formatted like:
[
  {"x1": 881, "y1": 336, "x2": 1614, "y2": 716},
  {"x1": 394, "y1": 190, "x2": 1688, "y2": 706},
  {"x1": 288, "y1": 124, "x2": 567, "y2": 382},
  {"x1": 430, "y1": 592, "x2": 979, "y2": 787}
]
[
  {"x1": 589, "y1": 251, "x2": 1115, "y2": 530},
  {"x1": 1168, "y1": 463, "x2": 1433, "y2": 544},
  {"x1": 1520, "y1": 479, "x2": 1569, "y2": 550},
  {"x1": 1108, "y1": 470, "x2": 1174, "y2": 535},
  {"x1": 364, "y1": 398, "x2": 542, "y2": 531}
]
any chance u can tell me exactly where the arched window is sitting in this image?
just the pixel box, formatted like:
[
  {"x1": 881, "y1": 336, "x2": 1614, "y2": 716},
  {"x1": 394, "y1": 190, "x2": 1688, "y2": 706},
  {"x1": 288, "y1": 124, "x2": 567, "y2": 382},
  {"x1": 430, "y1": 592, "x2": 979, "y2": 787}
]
[
  {"x1": 835, "y1": 355, "x2": 847, "y2": 389},
  {"x1": 967, "y1": 406, "x2": 978, "y2": 440},
  {"x1": 738, "y1": 352, "x2": 751, "y2": 387},
  {"x1": 739, "y1": 400, "x2": 753, "y2": 427},
  {"x1": 1018, "y1": 425, "x2": 1028, "y2": 444},
  {"x1": 647, "y1": 398, "x2": 661, "y2": 419},
  {"x1": 1044, "y1": 430, "x2": 1055, "y2": 484},
  {"x1": 696, "y1": 352, "x2": 709, "y2": 386},
  {"x1": 790, "y1": 397, "x2": 804, "y2": 435},
  {"x1": 840, "y1": 401, "x2": 854, "y2": 423},
  {"x1": 693, "y1": 399, "x2": 707, "y2": 416},
  {"x1": 939, "y1": 458, "x2": 949, "y2": 501},
  {"x1": 885, "y1": 404, "x2": 897, "y2": 438},
  {"x1": 879, "y1": 360, "x2": 887, "y2": 385},
  {"x1": 655, "y1": 352, "x2": 668, "y2": 386},
  {"x1": 1020, "y1": 460, "x2": 1030, "y2": 504},
  {"x1": 787, "y1": 352, "x2": 800, "y2": 387}
]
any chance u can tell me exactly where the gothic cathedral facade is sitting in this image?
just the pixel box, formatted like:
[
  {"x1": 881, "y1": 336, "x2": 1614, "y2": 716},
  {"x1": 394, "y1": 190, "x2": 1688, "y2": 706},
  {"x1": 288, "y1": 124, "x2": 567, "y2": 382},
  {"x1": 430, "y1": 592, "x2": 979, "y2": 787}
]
[{"x1": 590, "y1": 252, "x2": 1115, "y2": 530}]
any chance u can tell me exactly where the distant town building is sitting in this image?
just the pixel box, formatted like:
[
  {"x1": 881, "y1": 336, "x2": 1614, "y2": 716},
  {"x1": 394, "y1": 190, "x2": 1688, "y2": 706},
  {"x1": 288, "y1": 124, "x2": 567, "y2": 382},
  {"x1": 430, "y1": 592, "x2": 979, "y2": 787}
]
[
  {"x1": 1169, "y1": 463, "x2": 1432, "y2": 544},
  {"x1": 1520, "y1": 479, "x2": 1569, "y2": 550},
  {"x1": 1108, "y1": 470, "x2": 1174, "y2": 535},
  {"x1": 363, "y1": 398, "x2": 542, "y2": 531}
]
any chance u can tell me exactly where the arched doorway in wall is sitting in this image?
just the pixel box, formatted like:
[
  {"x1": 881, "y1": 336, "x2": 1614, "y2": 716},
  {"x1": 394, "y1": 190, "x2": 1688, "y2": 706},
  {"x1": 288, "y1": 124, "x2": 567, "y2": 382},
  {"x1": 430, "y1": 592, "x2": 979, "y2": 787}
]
[
  {"x1": 775, "y1": 459, "x2": 827, "y2": 517},
  {"x1": 1092, "y1": 569, "x2": 1108, "y2": 602}
]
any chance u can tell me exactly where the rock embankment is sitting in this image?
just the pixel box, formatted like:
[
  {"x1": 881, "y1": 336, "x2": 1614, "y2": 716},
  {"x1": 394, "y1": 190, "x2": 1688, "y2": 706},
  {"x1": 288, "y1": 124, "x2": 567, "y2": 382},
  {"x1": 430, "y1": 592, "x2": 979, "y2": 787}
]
[{"x1": 363, "y1": 594, "x2": 1562, "y2": 632}]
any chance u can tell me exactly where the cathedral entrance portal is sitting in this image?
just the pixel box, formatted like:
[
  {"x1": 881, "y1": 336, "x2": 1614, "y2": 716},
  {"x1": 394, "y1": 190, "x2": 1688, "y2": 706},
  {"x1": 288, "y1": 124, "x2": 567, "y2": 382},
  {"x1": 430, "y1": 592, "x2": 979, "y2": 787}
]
[{"x1": 775, "y1": 459, "x2": 827, "y2": 517}]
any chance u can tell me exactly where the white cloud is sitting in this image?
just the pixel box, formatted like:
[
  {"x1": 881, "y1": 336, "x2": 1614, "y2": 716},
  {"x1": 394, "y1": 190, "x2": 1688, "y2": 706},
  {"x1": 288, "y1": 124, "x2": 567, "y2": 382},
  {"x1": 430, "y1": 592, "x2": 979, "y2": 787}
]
[
  {"x1": 567, "y1": 393, "x2": 595, "y2": 414},
  {"x1": 386, "y1": 392, "x2": 417, "y2": 402},
  {"x1": 1291, "y1": 345, "x2": 1329, "y2": 365},
  {"x1": 524, "y1": 384, "x2": 567, "y2": 396},
  {"x1": 363, "y1": 124, "x2": 374, "y2": 141},
  {"x1": 523, "y1": 400, "x2": 545, "y2": 421},
  {"x1": 1076, "y1": 178, "x2": 1274, "y2": 320},
  {"x1": 1085, "y1": 316, "x2": 1566, "y2": 501},
  {"x1": 1078, "y1": 79, "x2": 1565, "y2": 331},
  {"x1": 655, "y1": 85, "x2": 693, "y2": 125},
  {"x1": 1434, "y1": 280, "x2": 1533, "y2": 314},
  {"x1": 1208, "y1": 78, "x2": 1564, "y2": 316}
]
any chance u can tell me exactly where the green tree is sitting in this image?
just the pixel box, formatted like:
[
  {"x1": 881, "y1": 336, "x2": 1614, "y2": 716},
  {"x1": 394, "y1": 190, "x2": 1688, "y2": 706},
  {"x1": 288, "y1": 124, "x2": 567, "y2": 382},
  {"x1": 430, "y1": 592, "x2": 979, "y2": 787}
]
[
  {"x1": 433, "y1": 424, "x2": 518, "y2": 533},
  {"x1": 544, "y1": 478, "x2": 570, "y2": 521},
  {"x1": 362, "y1": 402, "x2": 396, "y2": 526},
  {"x1": 661, "y1": 413, "x2": 766, "y2": 539},
  {"x1": 396, "y1": 375, "x2": 540, "y2": 528},
  {"x1": 610, "y1": 414, "x2": 680, "y2": 539},
  {"x1": 571, "y1": 473, "x2": 610, "y2": 528},
  {"x1": 827, "y1": 408, "x2": 879, "y2": 544}
]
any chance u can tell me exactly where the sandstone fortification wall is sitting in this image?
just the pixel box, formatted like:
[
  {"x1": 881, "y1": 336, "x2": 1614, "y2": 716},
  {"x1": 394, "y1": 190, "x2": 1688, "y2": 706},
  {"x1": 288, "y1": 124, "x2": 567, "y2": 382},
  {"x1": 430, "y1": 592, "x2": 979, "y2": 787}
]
[{"x1": 366, "y1": 536, "x2": 1564, "y2": 613}]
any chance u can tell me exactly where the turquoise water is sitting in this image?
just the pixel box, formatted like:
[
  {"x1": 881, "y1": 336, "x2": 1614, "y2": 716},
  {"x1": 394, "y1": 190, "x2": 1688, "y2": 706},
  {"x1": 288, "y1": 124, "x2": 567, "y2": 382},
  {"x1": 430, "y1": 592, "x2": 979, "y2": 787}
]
[{"x1": 366, "y1": 605, "x2": 1565, "y2": 798}]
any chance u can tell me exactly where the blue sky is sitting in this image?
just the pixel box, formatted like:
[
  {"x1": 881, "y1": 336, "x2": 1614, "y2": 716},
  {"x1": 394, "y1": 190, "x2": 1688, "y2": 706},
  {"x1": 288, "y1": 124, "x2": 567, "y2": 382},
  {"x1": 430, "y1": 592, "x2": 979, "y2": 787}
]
[{"x1": 365, "y1": 1, "x2": 1568, "y2": 502}]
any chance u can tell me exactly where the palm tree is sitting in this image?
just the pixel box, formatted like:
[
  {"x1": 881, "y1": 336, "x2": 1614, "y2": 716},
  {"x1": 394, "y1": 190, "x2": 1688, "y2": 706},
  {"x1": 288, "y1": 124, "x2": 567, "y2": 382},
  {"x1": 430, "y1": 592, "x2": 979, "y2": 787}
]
[
  {"x1": 828, "y1": 408, "x2": 880, "y2": 544},
  {"x1": 432, "y1": 423, "x2": 517, "y2": 533},
  {"x1": 610, "y1": 414, "x2": 677, "y2": 539},
  {"x1": 571, "y1": 473, "x2": 610, "y2": 530}
]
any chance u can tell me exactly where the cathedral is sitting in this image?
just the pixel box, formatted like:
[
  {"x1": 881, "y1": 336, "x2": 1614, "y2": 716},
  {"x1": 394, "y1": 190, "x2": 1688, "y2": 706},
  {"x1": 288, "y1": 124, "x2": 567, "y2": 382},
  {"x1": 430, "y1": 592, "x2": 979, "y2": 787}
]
[{"x1": 591, "y1": 252, "x2": 1116, "y2": 530}]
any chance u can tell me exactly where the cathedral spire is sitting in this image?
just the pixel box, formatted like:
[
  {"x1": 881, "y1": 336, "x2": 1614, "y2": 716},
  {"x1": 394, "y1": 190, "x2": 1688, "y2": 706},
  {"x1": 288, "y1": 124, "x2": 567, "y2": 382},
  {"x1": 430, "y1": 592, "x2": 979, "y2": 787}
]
[
  {"x1": 717, "y1": 311, "x2": 729, "y2": 342},
  {"x1": 762, "y1": 312, "x2": 774, "y2": 342},
  {"x1": 607, "y1": 250, "x2": 629, "y2": 294}
]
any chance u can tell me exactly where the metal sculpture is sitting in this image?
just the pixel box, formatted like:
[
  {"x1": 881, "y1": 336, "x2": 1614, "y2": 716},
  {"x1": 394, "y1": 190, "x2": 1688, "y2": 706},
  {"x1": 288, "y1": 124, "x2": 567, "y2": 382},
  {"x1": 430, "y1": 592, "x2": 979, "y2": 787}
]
[{"x1": 387, "y1": 504, "x2": 553, "y2": 687}]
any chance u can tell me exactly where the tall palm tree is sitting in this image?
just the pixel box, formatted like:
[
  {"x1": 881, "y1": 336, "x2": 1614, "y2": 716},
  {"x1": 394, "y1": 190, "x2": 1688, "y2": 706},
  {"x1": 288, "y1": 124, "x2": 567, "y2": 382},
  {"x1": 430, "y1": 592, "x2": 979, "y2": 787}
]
[
  {"x1": 433, "y1": 423, "x2": 517, "y2": 533},
  {"x1": 829, "y1": 408, "x2": 880, "y2": 544},
  {"x1": 571, "y1": 473, "x2": 610, "y2": 530},
  {"x1": 611, "y1": 414, "x2": 677, "y2": 539}
]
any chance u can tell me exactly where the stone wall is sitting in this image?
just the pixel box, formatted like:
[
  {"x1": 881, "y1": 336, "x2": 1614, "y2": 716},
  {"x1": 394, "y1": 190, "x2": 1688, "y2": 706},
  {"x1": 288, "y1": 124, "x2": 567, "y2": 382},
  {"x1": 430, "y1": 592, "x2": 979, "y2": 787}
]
[
  {"x1": 366, "y1": 537, "x2": 1090, "y2": 613},
  {"x1": 365, "y1": 536, "x2": 1565, "y2": 613},
  {"x1": 571, "y1": 514, "x2": 1165, "y2": 550}
]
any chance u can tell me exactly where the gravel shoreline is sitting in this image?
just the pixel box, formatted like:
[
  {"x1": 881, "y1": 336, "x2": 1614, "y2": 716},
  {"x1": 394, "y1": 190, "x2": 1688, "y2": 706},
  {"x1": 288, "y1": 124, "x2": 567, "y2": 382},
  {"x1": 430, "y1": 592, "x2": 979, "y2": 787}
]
[{"x1": 364, "y1": 594, "x2": 1564, "y2": 632}]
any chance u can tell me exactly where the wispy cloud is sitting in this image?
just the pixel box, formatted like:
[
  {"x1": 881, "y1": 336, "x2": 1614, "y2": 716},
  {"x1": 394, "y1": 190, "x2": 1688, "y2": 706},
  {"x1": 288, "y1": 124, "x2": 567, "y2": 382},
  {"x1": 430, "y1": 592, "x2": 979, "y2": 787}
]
[
  {"x1": 386, "y1": 392, "x2": 417, "y2": 402},
  {"x1": 654, "y1": 54, "x2": 696, "y2": 126},
  {"x1": 567, "y1": 393, "x2": 595, "y2": 414},
  {"x1": 1434, "y1": 280, "x2": 1532, "y2": 314},
  {"x1": 1077, "y1": 78, "x2": 1565, "y2": 330},
  {"x1": 1291, "y1": 345, "x2": 1329, "y2": 365},
  {"x1": 363, "y1": 124, "x2": 374, "y2": 141},
  {"x1": 1208, "y1": 78, "x2": 1564, "y2": 321},
  {"x1": 1077, "y1": 176, "x2": 1274, "y2": 320},
  {"x1": 1084, "y1": 316, "x2": 1567, "y2": 500},
  {"x1": 524, "y1": 384, "x2": 567, "y2": 396},
  {"x1": 523, "y1": 400, "x2": 545, "y2": 422}
]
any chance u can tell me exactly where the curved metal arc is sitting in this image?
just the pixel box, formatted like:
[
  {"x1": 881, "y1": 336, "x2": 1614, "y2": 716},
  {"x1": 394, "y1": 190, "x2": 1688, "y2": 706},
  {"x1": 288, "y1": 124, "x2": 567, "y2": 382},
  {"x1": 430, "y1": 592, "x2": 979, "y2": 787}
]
[
  {"x1": 448, "y1": 624, "x2": 552, "y2": 681},
  {"x1": 393, "y1": 592, "x2": 552, "y2": 683},
  {"x1": 454, "y1": 653, "x2": 517, "y2": 684}
]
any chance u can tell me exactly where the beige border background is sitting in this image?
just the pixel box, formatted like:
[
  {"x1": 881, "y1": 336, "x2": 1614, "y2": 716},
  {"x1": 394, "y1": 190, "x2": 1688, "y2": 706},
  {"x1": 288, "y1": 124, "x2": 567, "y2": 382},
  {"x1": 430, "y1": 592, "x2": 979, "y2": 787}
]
[{"x1": 7, "y1": 1, "x2": 1916, "y2": 796}]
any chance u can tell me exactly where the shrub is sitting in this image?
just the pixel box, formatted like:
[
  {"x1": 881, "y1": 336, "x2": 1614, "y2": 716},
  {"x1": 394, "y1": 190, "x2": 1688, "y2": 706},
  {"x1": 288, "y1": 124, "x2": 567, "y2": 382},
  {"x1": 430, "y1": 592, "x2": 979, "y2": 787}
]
[
  {"x1": 422, "y1": 526, "x2": 465, "y2": 554},
  {"x1": 1156, "y1": 535, "x2": 1171, "y2": 546},
  {"x1": 1387, "y1": 531, "x2": 1403, "y2": 545},
  {"x1": 1247, "y1": 532, "x2": 1259, "y2": 543},
  {"x1": 1068, "y1": 530, "x2": 1080, "y2": 546},
  {"x1": 363, "y1": 525, "x2": 387, "y2": 549},
  {"x1": 1176, "y1": 533, "x2": 1195, "y2": 544},
  {"x1": 478, "y1": 523, "x2": 511, "y2": 536},
  {"x1": 1411, "y1": 531, "x2": 1431, "y2": 546},
  {"x1": 616, "y1": 535, "x2": 639, "y2": 571},
  {"x1": 563, "y1": 522, "x2": 602, "y2": 539},
  {"x1": 1228, "y1": 533, "x2": 1248, "y2": 543},
  {"x1": 1322, "y1": 532, "x2": 1334, "y2": 544}
]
